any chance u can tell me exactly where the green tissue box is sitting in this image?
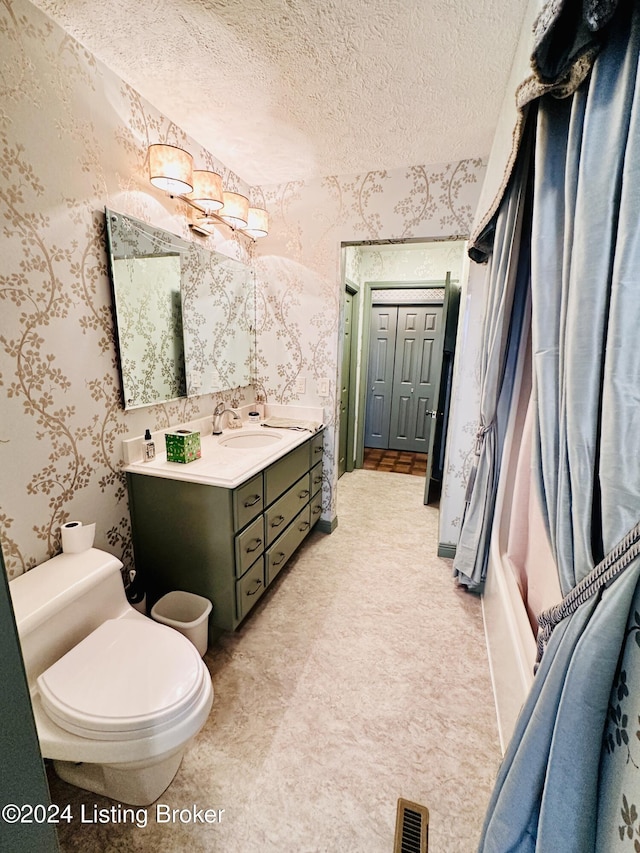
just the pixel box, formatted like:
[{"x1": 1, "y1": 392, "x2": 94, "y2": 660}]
[{"x1": 165, "y1": 429, "x2": 201, "y2": 464}]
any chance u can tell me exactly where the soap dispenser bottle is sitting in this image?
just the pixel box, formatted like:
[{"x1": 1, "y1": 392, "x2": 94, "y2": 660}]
[{"x1": 142, "y1": 429, "x2": 155, "y2": 462}]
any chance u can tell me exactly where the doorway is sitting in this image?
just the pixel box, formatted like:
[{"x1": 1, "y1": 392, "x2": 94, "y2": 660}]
[
  {"x1": 338, "y1": 282, "x2": 359, "y2": 478},
  {"x1": 340, "y1": 240, "x2": 466, "y2": 502},
  {"x1": 355, "y1": 279, "x2": 455, "y2": 501}
]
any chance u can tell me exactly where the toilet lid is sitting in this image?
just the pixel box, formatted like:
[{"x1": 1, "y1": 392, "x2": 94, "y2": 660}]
[{"x1": 37, "y1": 618, "x2": 205, "y2": 740}]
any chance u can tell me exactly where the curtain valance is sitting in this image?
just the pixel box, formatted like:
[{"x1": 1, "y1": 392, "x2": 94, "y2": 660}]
[{"x1": 469, "y1": 0, "x2": 620, "y2": 262}]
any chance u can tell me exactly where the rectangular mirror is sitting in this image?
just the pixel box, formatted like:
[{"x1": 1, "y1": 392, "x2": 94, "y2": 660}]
[
  {"x1": 105, "y1": 209, "x2": 253, "y2": 410},
  {"x1": 181, "y1": 241, "x2": 253, "y2": 397}
]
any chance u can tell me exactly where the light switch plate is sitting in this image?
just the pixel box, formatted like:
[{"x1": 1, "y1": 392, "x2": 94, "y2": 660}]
[
  {"x1": 318, "y1": 378, "x2": 330, "y2": 396},
  {"x1": 295, "y1": 376, "x2": 306, "y2": 394}
]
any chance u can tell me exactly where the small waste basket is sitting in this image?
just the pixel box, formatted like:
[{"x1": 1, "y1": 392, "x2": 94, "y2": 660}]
[{"x1": 150, "y1": 591, "x2": 212, "y2": 656}]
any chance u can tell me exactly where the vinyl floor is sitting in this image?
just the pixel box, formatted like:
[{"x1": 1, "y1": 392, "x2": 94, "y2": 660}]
[{"x1": 49, "y1": 470, "x2": 501, "y2": 853}]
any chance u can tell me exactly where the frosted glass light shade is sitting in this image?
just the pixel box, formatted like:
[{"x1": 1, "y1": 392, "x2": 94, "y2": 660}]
[
  {"x1": 245, "y1": 207, "x2": 269, "y2": 238},
  {"x1": 148, "y1": 144, "x2": 193, "y2": 194},
  {"x1": 219, "y1": 191, "x2": 249, "y2": 228},
  {"x1": 188, "y1": 170, "x2": 224, "y2": 212}
]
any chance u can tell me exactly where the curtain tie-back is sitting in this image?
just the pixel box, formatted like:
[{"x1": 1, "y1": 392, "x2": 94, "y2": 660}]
[
  {"x1": 463, "y1": 421, "x2": 496, "y2": 504},
  {"x1": 474, "y1": 421, "x2": 494, "y2": 456},
  {"x1": 535, "y1": 519, "x2": 640, "y2": 668}
]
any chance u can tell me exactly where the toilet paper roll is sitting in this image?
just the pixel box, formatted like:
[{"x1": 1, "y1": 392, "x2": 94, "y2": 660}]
[{"x1": 61, "y1": 521, "x2": 96, "y2": 554}]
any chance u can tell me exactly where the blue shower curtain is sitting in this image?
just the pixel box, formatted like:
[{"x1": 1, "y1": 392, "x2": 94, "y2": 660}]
[
  {"x1": 452, "y1": 148, "x2": 531, "y2": 591},
  {"x1": 479, "y1": 2, "x2": 640, "y2": 849}
]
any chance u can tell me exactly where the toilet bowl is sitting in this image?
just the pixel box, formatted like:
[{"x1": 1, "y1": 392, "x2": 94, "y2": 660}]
[{"x1": 9, "y1": 548, "x2": 214, "y2": 805}]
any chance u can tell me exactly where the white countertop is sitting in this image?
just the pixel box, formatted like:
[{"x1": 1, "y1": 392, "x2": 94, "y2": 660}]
[{"x1": 124, "y1": 423, "x2": 322, "y2": 489}]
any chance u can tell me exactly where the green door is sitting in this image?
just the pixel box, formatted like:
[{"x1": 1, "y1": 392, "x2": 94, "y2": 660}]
[{"x1": 338, "y1": 291, "x2": 353, "y2": 477}]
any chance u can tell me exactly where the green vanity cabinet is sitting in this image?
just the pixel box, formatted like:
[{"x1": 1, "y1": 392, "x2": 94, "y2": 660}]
[
  {"x1": 127, "y1": 429, "x2": 324, "y2": 638},
  {"x1": 310, "y1": 430, "x2": 324, "y2": 468},
  {"x1": 266, "y1": 505, "x2": 311, "y2": 585},
  {"x1": 265, "y1": 473, "x2": 310, "y2": 545},
  {"x1": 264, "y1": 442, "x2": 309, "y2": 504},
  {"x1": 233, "y1": 473, "x2": 264, "y2": 530}
]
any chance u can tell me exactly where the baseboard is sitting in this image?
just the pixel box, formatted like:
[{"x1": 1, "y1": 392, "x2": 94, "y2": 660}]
[
  {"x1": 437, "y1": 543, "x2": 456, "y2": 559},
  {"x1": 316, "y1": 517, "x2": 338, "y2": 534}
]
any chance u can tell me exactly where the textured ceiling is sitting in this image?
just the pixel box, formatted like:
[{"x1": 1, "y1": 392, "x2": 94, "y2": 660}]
[{"x1": 29, "y1": 0, "x2": 530, "y2": 186}]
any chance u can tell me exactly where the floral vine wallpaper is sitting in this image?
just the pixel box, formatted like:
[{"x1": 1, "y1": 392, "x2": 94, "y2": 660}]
[
  {"x1": 0, "y1": 0, "x2": 486, "y2": 584},
  {"x1": 0, "y1": 0, "x2": 253, "y2": 578}
]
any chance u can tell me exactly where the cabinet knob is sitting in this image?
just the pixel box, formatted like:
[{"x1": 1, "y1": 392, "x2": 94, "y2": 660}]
[
  {"x1": 272, "y1": 552, "x2": 286, "y2": 567},
  {"x1": 244, "y1": 494, "x2": 261, "y2": 507},
  {"x1": 246, "y1": 538, "x2": 262, "y2": 553},
  {"x1": 299, "y1": 521, "x2": 310, "y2": 532},
  {"x1": 298, "y1": 489, "x2": 310, "y2": 499},
  {"x1": 271, "y1": 515, "x2": 285, "y2": 528}
]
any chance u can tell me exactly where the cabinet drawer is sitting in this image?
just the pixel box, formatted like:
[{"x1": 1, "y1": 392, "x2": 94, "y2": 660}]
[
  {"x1": 309, "y1": 431, "x2": 324, "y2": 467},
  {"x1": 310, "y1": 490, "x2": 323, "y2": 526},
  {"x1": 310, "y1": 460, "x2": 323, "y2": 496},
  {"x1": 236, "y1": 556, "x2": 265, "y2": 622},
  {"x1": 266, "y1": 506, "x2": 311, "y2": 586},
  {"x1": 265, "y1": 443, "x2": 309, "y2": 505},
  {"x1": 265, "y1": 473, "x2": 311, "y2": 546},
  {"x1": 234, "y1": 515, "x2": 265, "y2": 577},
  {"x1": 233, "y1": 473, "x2": 264, "y2": 531}
]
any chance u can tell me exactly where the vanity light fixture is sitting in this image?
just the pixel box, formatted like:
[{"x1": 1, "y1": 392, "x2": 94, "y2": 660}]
[
  {"x1": 147, "y1": 143, "x2": 268, "y2": 239},
  {"x1": 219, "y1": 191, "x2": 249, "y2": 228},
  {"x1": 245, "y1": 207, "x2": 269, "y2": 239},
  {"x1": 188, "y1": 169, "x2": 224, "y2": 213},
  {"x1": 148, "y1": 144, "x2": 194, "y2": 194}
]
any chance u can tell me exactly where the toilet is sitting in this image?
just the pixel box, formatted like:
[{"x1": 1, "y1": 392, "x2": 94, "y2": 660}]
[{"x1": 9, "y1": 548, "x2": 213, "y2": 805}]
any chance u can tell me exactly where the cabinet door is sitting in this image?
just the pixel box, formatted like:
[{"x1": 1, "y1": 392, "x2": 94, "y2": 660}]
[
  {"x1": 236, "y1": 557, "x2": 265, "y2": 622},
  {"x1": 265, "y1": 506, "x2": 311, "y2": 585},
  {"x1": 310, "y1": 431, "x2": 324, "y2": 467},
  {"x1": 233, "y1": 473, "x2": 264, "y2": 531},
  {"x1": 265, "y1": 443, "x2": 309, "y2": 505},
  {"x1": 265, "y1": 473, "x2": 311, "y2": 546},
  {"x1": 310, "y1": 491, "x2": 323, "y2": 526},
  {"x1": 235, "y1": 515, "x2": 265, "y2": 577},
  {"x1": 310, "y1": 460, "x2": 323, "y2": 497}
]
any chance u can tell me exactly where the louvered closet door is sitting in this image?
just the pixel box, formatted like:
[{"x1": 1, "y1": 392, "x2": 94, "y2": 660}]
[
  {"x1": 388, "y1": 305, "x2": 444, "y2": 452},
  {"x1": 364, "y1": 306, "x2": 398, "y2": 448}
]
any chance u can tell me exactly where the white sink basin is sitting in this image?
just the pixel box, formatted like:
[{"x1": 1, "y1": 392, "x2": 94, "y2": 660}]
[{"x1": 218, "y1": 431, "x2": 283, "y2": 449}]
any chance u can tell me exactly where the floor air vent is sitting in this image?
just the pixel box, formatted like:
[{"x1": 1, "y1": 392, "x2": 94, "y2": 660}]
[{"x1": 394, "y1": 798, "x2": 429, "y2": 853}]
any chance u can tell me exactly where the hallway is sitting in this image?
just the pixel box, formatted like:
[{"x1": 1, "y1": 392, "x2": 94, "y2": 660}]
[{"x1": 50, "y1": 470, "x2": 501, "y2": 852}]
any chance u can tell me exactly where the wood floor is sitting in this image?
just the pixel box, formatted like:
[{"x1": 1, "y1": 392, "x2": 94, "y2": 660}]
[{"x1": 363, "y1": 446, "x2": 428, "y2": 476}]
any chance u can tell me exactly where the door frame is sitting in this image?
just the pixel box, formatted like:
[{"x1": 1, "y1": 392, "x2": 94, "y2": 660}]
[
  {"x1": 355, "y1": 279, "x2": 448, "y2": 468},
  {"x1": 340, "y1": 279, "x2": 360, "y2": 474}
]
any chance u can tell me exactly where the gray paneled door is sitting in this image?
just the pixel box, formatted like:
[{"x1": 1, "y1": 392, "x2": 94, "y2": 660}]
[
  {"x1": 365, "y1": 304, "x2": 444, "y2": 453},
  {"x1": 364, "y1": 306, "x2": 399, "y2": 449}
]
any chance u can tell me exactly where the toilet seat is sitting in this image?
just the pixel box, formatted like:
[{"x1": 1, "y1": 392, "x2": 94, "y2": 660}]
[{"x1": 37, "y1": 618, "x2": 207, "y2": 741}]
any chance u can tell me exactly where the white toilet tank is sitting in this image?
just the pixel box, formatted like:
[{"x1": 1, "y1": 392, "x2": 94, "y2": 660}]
[{"x1": 10, "y1": 548, "x2": 131, "y2": 690}]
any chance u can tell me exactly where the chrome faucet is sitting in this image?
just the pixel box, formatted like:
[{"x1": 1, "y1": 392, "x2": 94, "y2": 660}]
[{"x1": 212, "y1": 401, "x2": 241, "y2": 435}]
